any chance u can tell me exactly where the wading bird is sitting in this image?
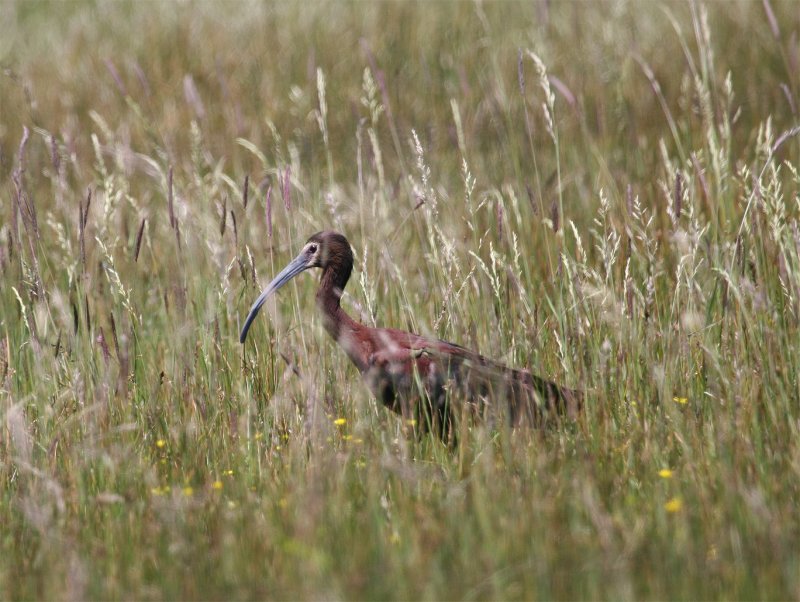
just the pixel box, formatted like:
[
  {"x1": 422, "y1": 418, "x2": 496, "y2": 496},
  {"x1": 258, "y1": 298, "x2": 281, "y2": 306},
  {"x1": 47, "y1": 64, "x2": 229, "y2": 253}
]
[{"x1": 240, "y1": 231, "x2": 580, "y2": 442}]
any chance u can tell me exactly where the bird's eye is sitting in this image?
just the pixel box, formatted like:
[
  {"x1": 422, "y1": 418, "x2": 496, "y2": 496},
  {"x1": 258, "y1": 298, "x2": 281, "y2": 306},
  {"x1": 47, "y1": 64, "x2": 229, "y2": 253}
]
[{"x1": 308, "y1": 244, "x2": 318, "y2": 254}]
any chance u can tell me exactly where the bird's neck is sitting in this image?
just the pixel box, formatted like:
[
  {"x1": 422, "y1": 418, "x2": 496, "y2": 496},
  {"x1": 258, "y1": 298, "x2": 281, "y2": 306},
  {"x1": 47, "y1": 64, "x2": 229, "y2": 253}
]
[
  {"x1": 316, "y1": 262, "x2": 350, "y2": 319},
  {"x1": 316, "y1": 264, "x2": 368, "y2": 371}
]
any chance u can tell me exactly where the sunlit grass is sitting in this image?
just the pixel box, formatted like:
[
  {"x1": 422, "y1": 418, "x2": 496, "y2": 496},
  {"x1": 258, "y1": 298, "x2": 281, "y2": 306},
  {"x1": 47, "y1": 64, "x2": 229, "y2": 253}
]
[{"x1": 2, "y1": 1, "x2": 800, "y2": 599}]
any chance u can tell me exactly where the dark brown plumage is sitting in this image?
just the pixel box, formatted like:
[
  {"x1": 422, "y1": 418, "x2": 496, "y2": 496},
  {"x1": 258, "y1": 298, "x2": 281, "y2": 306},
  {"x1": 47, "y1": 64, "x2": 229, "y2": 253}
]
[{"x1": 241, "y1": 231, "x2": 580, "y2": 442}]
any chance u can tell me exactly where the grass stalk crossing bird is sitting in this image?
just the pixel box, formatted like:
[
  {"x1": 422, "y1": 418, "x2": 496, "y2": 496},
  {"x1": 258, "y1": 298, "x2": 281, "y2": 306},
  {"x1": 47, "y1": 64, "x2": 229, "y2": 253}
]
[{"x1": 240, "y1": 231, "x2": 580, "y2": 442}]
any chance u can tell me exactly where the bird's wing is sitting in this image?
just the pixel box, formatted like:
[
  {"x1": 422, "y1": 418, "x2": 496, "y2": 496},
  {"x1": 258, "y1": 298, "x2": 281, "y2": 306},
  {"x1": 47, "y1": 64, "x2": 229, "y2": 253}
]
[{"x1": 375, "y1": 331, "x2": 580, "y2": 424}]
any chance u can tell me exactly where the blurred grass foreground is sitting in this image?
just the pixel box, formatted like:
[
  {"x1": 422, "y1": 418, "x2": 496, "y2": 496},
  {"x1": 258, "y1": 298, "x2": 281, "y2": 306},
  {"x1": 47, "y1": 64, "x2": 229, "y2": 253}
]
[{"x1": 2, "y1": 1, "x2": 800, "y2": 599}]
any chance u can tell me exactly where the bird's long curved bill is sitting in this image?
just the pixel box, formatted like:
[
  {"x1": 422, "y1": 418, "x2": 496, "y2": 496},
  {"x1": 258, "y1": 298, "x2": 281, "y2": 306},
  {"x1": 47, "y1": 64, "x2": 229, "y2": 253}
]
[{"x1": 239, "y1": 254, "x2": 309, "y2": 343}]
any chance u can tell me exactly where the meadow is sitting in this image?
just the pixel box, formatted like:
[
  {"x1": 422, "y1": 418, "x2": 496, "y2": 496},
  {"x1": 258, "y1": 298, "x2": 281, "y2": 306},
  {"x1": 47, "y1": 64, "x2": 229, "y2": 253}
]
[{"x1": 2, "y1": 1, "x2": 800, "y2": 599}]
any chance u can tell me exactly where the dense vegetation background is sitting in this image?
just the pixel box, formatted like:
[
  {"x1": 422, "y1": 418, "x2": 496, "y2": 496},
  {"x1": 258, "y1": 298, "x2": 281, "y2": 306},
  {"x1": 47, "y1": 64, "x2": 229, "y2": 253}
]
[{"x1": 2, "y1": 1, "x2": 799, "y2": 599}]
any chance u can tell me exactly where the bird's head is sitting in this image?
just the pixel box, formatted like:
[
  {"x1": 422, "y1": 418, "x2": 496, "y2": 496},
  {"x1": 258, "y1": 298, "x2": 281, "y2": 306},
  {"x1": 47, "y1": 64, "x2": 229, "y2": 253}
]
[
  {"x1": 239, "y1": 231, "x2": 352, "y2": 343},
  {"x1": 302, "y1": 230, "x2": 353, "y2": 270}
]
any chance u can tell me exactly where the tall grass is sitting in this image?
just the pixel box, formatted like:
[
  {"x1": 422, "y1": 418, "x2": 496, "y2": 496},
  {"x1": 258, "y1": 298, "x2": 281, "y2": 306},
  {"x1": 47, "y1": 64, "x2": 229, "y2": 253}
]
[{"x1": 1, "y1": 1, "x2": 800, "y2": 599}]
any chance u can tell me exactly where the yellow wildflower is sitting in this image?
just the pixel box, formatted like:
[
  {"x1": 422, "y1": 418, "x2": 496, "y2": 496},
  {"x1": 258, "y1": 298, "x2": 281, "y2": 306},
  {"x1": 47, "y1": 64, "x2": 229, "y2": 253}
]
[
  {"x1": 155, "y1": 439, "x2": 166, "y2": 448},
  {"x1": 334, "y1": 418, "x2": 347, "y2": 426},
  {"x1": 673, "y1": 396, "x2": 688, "y2": 405},
  {"x1": 223, "y1": 469, "x2": 234, "y2": 476},
  {"x1": 212, "y1": 480, "x2": 223, "y2": 490},
  {"x1": 658, "y1": 469, "x2": 673, "y2": 479},
  {"x1": 182, "y1": 486, "x2": 194, "y2": 497},
  {"x1": 405, "y1": 419, "x2": 417, "y2": 426},
  {"x1": 343, "y1": 435, "x2": 353, "y2": 441},
  {"x1": 664, "y1": 497, "x2": 683, "y2": 513}
]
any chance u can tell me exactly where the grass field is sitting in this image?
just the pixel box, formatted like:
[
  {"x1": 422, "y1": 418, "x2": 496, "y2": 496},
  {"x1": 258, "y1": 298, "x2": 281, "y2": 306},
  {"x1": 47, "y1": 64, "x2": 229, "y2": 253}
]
[{"x1": 2, "y1": 1, "x2": 800, "y2": 599}]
